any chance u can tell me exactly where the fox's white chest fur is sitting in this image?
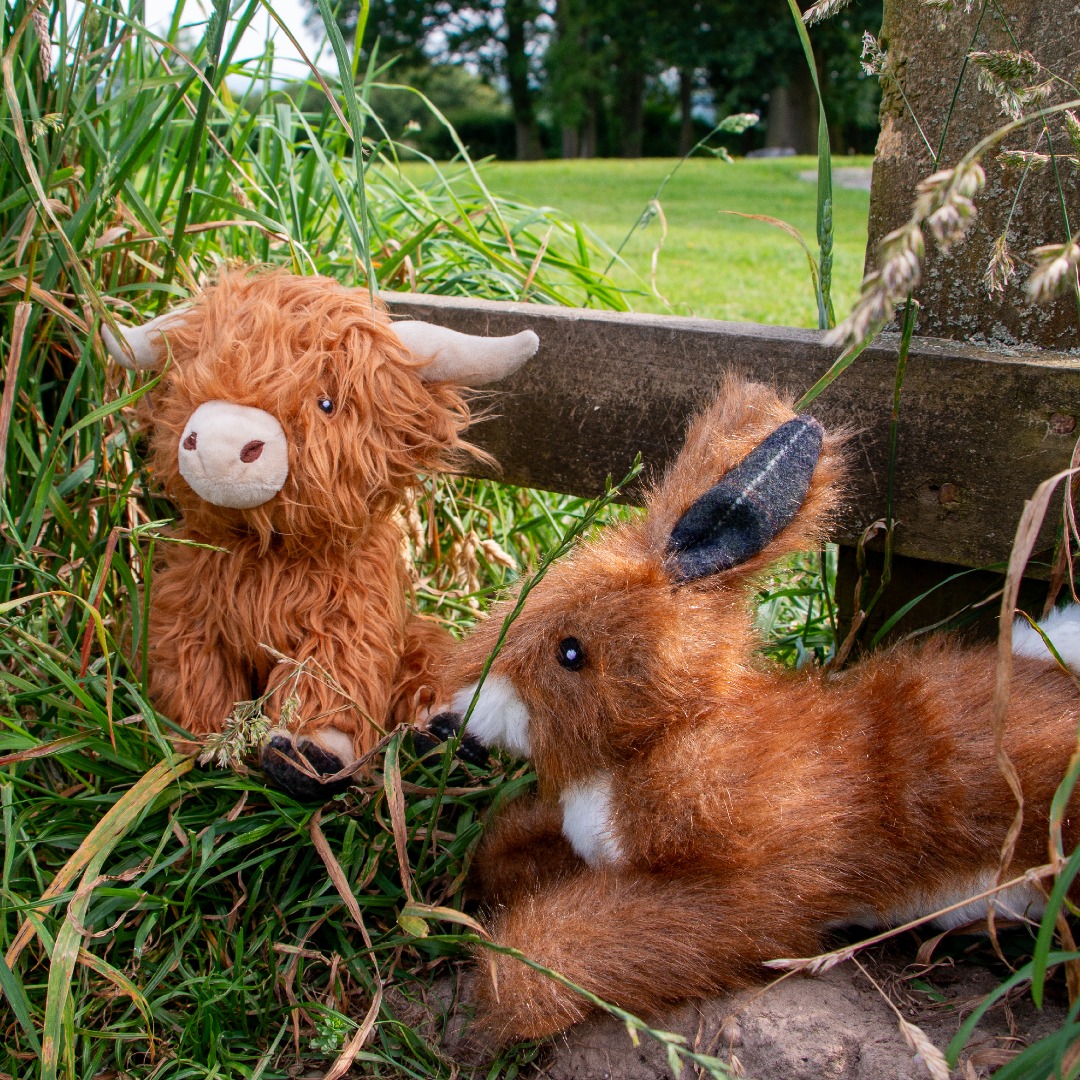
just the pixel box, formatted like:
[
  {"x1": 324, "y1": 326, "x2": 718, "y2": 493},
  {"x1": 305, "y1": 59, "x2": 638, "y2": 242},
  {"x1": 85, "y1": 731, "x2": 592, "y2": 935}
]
[{"x1": 560, "y1": 772, "x2": 625, "y2": 866}]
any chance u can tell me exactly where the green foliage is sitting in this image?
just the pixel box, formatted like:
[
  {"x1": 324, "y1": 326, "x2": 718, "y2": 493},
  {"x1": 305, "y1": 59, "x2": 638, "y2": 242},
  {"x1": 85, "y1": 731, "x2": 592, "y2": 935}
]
[
  {"x1": 366, "y1": 64, "x2": 515, "y2": 160},
  {"x1": 758, "y1": 547, "x2": 838, "y2": 668},
  {"x1": 322, "y1": 0, "x2": 883, "y2": 159}
]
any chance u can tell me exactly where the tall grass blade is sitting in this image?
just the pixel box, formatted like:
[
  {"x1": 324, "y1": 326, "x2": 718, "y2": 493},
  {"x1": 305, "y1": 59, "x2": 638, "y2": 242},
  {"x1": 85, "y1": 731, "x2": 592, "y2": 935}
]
[
  {"x1": 162, "y1": 0, "x2": 231, "y2": 289},
  {"x1": 795, "y1": 336, "x2": 871, "y2": 410},
  {"x1": 314, "y1": 0, "x2": 375, "y2": 293},
  {"x1": 0, "y1": 949, "x2": 41, "y2": 1056},
  {"x1": 6, "y1": 757, "x2": 193, "y2": 966},
  {"x1": 1031, "y1": 836, "x2": 1080, "y2": 1008},
  {"x1": 787, "y1": 0, "x2": 835, "y2": 329}
]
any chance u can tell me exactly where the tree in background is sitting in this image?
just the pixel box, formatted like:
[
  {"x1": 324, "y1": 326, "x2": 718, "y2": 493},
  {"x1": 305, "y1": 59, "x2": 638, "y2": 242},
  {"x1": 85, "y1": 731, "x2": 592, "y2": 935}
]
[
  {"x1": 545, "y1": 0, "x2": 606, "y2": 157},
  {"x1": 651, "y1": 1, "x2": 727, "y2": 155},
  {"x1": 332, "y1": 0, "x2": 448, "y2": 65},
  {"x1": 602, "y1": 0, "x2": 655, "y2": 157},
  {"x1": 502, "y1": 0, "x2": 546, "y2": 158},
  {"x1": 315, "y1": 0, "x2": 882, "y2": 159},
  {"x1": 542, "y1": 0, "x2": 730, "y2": 158},
  {"x1": 445, "y1": 0, "x2": 548, "y2": 159},
  {"x1": 391, "y1": 0, "x2": 549, "y2": 158},
  {"x1": 708, "y1": 1, "x2": 883, "y2": 154}
]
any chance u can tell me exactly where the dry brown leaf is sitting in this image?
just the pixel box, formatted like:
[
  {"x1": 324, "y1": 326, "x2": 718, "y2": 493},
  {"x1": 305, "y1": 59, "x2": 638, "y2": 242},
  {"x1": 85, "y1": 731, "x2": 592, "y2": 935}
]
[
  {"x1": 990, "y1": 466, "x2": 1079, "y2": 955},
  {"x1": 967, "y1": 1046, "x2": 1019, "y2": 1068},
  {"x1": 308, "y1": 809, "x2": 380, "y2": 966},
  {"x1": 382, "y1": 740, "x2": 414, "y2": 902},
  {"x1": 765, "y1": 864, "x2": 1054, "y2": 974},
  {"x1": 0, "y1": 302, "x2": 30, "y2": 483}
]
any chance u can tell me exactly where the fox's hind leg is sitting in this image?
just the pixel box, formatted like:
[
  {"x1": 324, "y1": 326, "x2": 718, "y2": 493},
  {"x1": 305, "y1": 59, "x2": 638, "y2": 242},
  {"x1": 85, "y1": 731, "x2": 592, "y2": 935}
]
[
  {"x1": 470, "y1": 795, "x2": 584, "y2": 908},
  {"x1": 476, "y1": 868, "x2": 822, "y2": 1042}
]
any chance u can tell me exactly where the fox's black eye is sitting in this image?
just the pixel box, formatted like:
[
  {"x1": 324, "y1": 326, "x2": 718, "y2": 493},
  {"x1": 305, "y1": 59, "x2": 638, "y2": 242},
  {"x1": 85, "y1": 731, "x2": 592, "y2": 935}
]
[
  {"x1": 558, "y1": 637, "x2": 585, "y2": 671},
  {"x1": 317, "y1": 397, "x2": 334, "y2": 415}
]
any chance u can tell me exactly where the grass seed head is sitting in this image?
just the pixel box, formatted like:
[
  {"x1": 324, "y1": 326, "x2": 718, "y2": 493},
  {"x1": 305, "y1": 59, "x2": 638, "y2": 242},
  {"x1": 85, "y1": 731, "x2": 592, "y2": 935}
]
[
  {"x1": 197, "y1": 699, "x2": 273, "y2": 768},
  {"x1": 825, "y1": 223, "x2": 923, "y2": 347},
  {"x1": 999, "y1": 149, "x2": 1052, "y2": 170},
  {"x1": 860, "y1": 32, "x2": 888, "y2": 78},
  {"x1": 1065, "y1": 111, "x2": 1080, "y2": 156},
  {"x1": 971, "y1": 51, "x2": 1053, "y2": 121},
  {"x1": 984, "y1": 233, "x2": 1017, "y2": 296},
  {"x1": 801, "y1": 0, "x2": 855, "y2": 27},
  {"x1": 827, "y1": 162, "x2": 987, "y2": 348},
  {"x1": 1027, "y1": 238, "x2": 1080, "y2": 303},
  {"x1": 31, "y1": 7, "x2": 51, "y2": 80}
]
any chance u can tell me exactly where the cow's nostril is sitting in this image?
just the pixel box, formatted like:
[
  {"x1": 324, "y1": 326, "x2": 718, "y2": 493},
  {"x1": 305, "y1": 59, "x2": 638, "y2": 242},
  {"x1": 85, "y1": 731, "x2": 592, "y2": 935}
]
[
  {"x1": 240, "y1": 440, "x2": 265, "y2": 463},
  {"x1": 183, "y1": 432, "x2": 197, "y2": 451}
]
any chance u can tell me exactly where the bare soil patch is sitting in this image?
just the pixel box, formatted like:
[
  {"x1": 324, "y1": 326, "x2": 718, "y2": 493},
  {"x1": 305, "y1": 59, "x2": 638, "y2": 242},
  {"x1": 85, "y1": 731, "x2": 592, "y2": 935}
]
[{"x1": 422, "y1": 941, "x2": 1068, "y2": 1079}]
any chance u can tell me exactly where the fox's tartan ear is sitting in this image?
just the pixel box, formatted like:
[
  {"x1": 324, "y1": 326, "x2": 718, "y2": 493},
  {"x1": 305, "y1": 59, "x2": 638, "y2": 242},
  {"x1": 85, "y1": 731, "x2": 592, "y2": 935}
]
[{"x1": 667, "y1": 415, "x2": 824, "y2": 581}]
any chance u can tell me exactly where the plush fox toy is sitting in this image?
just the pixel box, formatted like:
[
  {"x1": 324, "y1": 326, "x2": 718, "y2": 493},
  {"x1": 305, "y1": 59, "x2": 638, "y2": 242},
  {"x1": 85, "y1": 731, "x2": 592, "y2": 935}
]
[
  {"x1": 101, "y1": 269, "x2": 537, "y2": 798},
  {"x1": 429, "y1": 376, "x2": 1080, "y2": 1042}
]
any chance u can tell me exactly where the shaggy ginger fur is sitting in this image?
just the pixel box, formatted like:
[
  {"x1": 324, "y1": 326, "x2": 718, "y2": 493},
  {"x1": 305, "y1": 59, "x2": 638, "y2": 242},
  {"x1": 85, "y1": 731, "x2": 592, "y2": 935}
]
[
  {"x1": 115, "y1": 269, "x2": 523, "y2": 793},
  {"x1": 433, "y1": 377, "x2": 1080, "y2": 1042}
]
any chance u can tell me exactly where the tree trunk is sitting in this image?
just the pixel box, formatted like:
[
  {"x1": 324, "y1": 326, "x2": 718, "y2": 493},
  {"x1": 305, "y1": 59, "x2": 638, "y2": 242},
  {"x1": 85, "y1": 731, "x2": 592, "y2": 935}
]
[
  {"x1": 678, "y1": 67, "x2": 695, "y2": 156},
  {"x1": 868, "y1": 0, "x2": 1079, "y2": 348},
  {"x1": 552, "y1": 0, "x2": 578, "y2": 160},
  {"x1": 583, "y1": 95, "x2": 600, "y2": 157},
  {"x1": 616, "y1": 66, "x2": 645, "y2": 158},
  {"x1": 514, "y1": 120, "x2": 543, "y2": 160},
  {"x1": 764, "y1": 67, "x2": 816, "y2": 154},
  {"x1": 505, "y1": 0, "x2": 543, "y2": 159},
  {"x1": 581, "y1": 93, "x2": 598, "y2": 158}
]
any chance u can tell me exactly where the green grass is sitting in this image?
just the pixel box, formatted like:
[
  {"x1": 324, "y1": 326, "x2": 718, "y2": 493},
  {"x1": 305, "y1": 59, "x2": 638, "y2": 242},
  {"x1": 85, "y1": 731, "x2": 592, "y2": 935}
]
[{"x1": 388, "y1": 156, "x2": 874, "y2": 326}]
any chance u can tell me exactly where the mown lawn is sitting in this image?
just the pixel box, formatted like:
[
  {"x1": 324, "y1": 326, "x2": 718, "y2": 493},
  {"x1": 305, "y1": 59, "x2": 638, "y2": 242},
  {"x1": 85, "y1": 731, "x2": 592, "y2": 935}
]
[{"x1": 381, "y1": 156, "x2": 874, "y2": 327}]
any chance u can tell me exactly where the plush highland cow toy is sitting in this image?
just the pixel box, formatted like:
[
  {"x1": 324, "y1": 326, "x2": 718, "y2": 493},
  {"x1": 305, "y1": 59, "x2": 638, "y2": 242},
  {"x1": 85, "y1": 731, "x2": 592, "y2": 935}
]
[
  {"x1": 429, "y1": 376, "x2": 1080, "y2": 1042},
  {"x1": 101, "y1": 269, "x2": 537, "y2": 798}
]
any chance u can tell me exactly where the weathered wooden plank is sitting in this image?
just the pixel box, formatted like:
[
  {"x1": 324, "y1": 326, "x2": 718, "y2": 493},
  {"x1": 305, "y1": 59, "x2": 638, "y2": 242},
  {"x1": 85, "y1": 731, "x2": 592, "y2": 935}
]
[{"x1": 387, "y1": 292, "x2": 1080, "y2": 570}]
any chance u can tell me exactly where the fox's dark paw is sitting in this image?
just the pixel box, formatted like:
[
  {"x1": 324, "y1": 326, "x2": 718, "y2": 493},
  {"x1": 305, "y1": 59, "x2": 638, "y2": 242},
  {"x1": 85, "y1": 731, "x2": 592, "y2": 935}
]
[{"x1": 414, "y1": 712, "x2": 490, "y2": 768}]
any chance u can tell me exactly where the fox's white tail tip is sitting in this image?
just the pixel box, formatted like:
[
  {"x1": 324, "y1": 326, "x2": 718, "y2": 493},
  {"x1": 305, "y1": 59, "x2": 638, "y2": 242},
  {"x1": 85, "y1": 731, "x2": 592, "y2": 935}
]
[{"x1": 1013, "y1": 603, "x2": 1080, "y2": 671}]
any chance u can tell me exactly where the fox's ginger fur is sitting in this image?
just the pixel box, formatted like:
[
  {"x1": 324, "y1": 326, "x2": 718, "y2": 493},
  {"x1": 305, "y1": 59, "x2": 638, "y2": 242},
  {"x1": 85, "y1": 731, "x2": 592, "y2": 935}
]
[{"x1": 434, "y1": 376, "x2": 1080, "y2": 1041}]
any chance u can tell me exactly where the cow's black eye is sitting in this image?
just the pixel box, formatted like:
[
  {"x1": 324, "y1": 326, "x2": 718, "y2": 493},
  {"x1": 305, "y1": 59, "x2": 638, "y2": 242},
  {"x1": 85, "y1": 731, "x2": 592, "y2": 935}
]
[
  {"x1": 558, "y1": 637, "x2": 585, "y2": 671},
  {"x1": 317, "y1": 397, "x2": 334, "y2": 415}
]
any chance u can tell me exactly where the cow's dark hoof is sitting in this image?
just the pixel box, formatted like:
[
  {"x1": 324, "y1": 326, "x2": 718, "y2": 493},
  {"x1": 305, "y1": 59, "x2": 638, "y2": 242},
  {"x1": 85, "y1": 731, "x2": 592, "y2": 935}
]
[
  {"x1": 415, "y1": 712, "x2": 490, "y2": 768},
  {"x1": 261, "y1": 733, "x2": 352, "y2": 800}
]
